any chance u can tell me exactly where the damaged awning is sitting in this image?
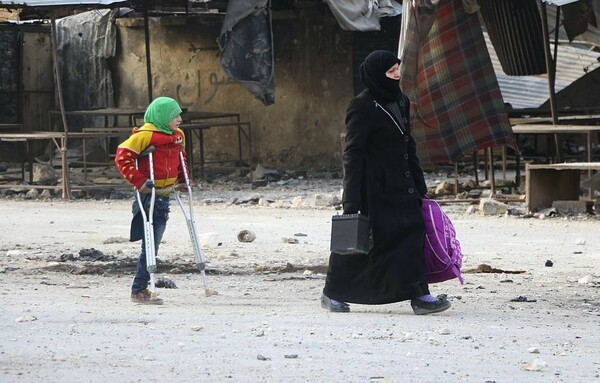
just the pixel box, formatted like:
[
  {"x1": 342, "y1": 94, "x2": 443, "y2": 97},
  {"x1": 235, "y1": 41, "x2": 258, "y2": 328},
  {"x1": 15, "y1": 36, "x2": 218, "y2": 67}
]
[
  {"x1": 0, "y1": 0, "x2": 124, "y2": 7},
  {"x1": 218, "y1": 0, "x2": 275, "y2": 106}
]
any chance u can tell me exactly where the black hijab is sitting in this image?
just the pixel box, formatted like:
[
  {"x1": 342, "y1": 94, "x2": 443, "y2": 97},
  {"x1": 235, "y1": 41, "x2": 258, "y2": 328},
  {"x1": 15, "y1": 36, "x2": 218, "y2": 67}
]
[{"x1": 359, "y1": 50, "x2": 401, "y2": 102}]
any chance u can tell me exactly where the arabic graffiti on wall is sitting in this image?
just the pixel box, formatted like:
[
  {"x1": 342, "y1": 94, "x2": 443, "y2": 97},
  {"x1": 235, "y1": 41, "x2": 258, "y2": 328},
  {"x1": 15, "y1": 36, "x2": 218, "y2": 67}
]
[{"x1": 174, "y1": 70, "x2": 237, "y2": 108}]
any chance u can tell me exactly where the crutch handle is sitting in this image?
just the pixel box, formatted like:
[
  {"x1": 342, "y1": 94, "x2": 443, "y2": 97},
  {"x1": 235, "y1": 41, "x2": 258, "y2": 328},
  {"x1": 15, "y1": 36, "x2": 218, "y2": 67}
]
[{"x1": 139, "y1": 145, "x2": 155, "y2": 157}]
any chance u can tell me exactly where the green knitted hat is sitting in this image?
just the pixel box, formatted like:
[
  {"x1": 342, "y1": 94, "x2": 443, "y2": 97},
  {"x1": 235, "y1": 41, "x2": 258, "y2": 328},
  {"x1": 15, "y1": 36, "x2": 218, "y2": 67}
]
[{"x1": 143, "y1": 97, "x2": 182, "y2": 135}]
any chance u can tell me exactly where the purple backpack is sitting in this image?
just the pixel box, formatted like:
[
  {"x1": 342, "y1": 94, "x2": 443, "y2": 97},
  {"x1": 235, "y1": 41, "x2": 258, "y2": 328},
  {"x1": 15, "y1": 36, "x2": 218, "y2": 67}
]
[{"x1": 422, "y1": 199, "x2": 464, "y2": 284}]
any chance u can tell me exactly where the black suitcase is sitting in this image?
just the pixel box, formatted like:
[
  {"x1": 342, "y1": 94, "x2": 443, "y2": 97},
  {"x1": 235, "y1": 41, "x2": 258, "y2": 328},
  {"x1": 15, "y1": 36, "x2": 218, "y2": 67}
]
[{"x1": 330, "y1": 213, "x2": 370, "y2": 255}]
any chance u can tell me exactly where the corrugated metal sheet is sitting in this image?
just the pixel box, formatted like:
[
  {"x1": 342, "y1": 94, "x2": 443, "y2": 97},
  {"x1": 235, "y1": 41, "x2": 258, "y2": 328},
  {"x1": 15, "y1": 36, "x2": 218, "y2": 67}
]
[
  {"x1": 485, "y1": 5, "x2": 600, "y2": 109},
  {"x1": 0, "y1": 0, "x2": 123, "y2": 6},
  {"x1": 479, "y1": 0, "x2": 547, "y2": 76}
]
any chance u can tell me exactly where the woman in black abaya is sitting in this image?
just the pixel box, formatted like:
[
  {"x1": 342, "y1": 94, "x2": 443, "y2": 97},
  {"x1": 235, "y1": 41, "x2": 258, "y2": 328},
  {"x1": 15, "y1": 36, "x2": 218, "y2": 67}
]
[{"x1": 321, "y1": 50, "x2": 450, "y2": 315}]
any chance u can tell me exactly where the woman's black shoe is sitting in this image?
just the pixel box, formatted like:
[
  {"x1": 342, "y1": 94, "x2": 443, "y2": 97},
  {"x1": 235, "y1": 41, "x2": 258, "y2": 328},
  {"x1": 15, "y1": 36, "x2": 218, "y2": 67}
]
[
  {"x1": 321, "y1": 294, "x2": 350, "y2": 312},
  {"x1": 411, "y1": 297, "x2": 451, "y2": 315}
]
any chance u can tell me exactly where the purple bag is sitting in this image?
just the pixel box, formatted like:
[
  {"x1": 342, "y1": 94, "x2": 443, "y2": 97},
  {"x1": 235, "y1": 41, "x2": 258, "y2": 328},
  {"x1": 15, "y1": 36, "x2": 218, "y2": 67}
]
[{"x1": 422, "y1": 199, "x2": 464, "y2": 284}]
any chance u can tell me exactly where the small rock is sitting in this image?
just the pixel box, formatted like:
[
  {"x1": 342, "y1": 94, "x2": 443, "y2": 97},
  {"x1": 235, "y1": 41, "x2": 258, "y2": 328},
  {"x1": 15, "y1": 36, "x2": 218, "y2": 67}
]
[
  {"x1": 282, "y1": 237, "x2": 299, "y2": 244},
  {"x1": 578, "y1": 275, "x2": 593, "y2": 284},
  {"x1": 15, "y1": 315, "x2": 37, "y2": 323},
  {"x1": 284, "y1": 354, "x2": 298, "y2": 359},
  {"x1": 155, "y1": 277, "x2": 178, "y2": 289},
  {"x1": 199, "y1": 233, "x2": 220, "y2": 249},
  {"x1": 522, "y1": 358, "x2": 546, "y2": 371},
  {"x1": 545, "y1": 260, "x2": 553, "y2": 267},
  {"x1": 79, "y1": 248, "x2": 104, "y2": 261},
  {"x1": 237, "y1": 230, "x2": 256, "y2": 243},
  {"x1": 257, "y1": 354, "x2": 270, "y2": 361},
  {"x1": 528, "y1": 347, "x2": 540, "y2": 354},
  {"x1": 575, "y1": 238, "x2": 586, "y2": 245}
]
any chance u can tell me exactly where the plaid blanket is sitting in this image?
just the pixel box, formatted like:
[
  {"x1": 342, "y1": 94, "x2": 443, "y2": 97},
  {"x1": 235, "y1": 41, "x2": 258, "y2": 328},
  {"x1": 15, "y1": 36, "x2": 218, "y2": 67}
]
[{"x1": 399, "y1": 0, "x2": 516, "y2": 166}]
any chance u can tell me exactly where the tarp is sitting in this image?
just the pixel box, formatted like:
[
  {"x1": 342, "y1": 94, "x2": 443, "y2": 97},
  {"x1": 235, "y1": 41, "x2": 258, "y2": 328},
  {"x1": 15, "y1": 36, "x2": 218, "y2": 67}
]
[
  {"x1": 325, "y1": 0, "x2": 403, "y2": 31},
  {"x1": 55, "y1": 8, "x2": 117, "y2": 130},
  {"x1": 0, "y1": 28, "x2": 19, "y2": 124},
  {"x1": 399, "y1": 0, "x2": 516, "y2": 165},
  {"x1": 218, "y1": 0, "x2": 275, "y2": 106}
]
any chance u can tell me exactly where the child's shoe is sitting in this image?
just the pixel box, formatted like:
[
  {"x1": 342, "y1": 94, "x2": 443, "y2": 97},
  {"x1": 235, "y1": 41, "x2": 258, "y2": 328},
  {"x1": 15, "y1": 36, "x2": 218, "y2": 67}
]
[{"x1": 131, "y1": 288, "x2": 164, "y2": 305}]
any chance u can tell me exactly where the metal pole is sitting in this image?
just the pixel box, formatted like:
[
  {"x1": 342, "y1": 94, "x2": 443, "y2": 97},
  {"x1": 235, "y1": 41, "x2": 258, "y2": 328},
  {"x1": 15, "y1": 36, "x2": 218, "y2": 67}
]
[
  {"x1": 539, "y1": 1, "x2": 562, "y2": 162},
  {"x1": 50, "y1": 16, "x2": 71, "y2": 199},
  {"x1": 144, "y1": 9, "x2": 153, "y2": 103}
]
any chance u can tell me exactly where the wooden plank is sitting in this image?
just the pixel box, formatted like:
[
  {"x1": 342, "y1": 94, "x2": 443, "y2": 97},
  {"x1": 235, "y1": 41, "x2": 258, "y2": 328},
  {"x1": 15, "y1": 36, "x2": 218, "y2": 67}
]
[
  {"x1": 512, "y1": 124, "x2": 600, "y2": 134},
  {"x1": 527, "y1": 162, "x2": 600, "y2": 171}
]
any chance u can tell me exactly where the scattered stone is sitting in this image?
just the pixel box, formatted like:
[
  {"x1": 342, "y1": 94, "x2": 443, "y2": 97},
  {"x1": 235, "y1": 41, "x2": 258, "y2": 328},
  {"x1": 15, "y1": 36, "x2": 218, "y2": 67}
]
[
  {"x1": 465, "y1": 205, "x2": 477, "y2": 215},
  {"x1": 462, "y1": 179, "x2": 478, "y2": 190},
  {"x1": 252, "y1": 179, "x2": 269, "y2": 188},
  {"x1": 199, "y1": 233, "x2": 220, "y2": 249},
  {"x1": 434, "y1": 181, "x2": 453, "y2": 196},
  {"x1": 237, "y1": 230, "x2": 256, "y2": 243},
  {"x1": 6, "y1": 250, "x2": 22, "y2": 257},
  {"x1": 102, "y1": 237, "x2": 128, "y2": 244},
  {"x1": 238, "y1": 193, "x2": 261, "y2": 204},
  {"x1": 463, "y1": 264, "x2": 526, "y2": 274},
  {"x1": 79, "y1": 248, "x2": 104, "y2": 261},
  {"x1": 528, "y1": 347, "x2": 540, "y2": 354},
  {"x1": 155, "y1": 276, "x2": 178, "y2": 289},
  {"x1": 575, "y1": 238, "x2": 586, "y2": 245},
  {"x1": 438, "y1": 328, "x2": 451, "y2": 335},
  {"x1": 190, "y1": 326, "x2": 203, "y2": 332},
  {"x1": 552, "y1": 200, "x2": 590, "y2": 215},
  {"x1": 32, "y1": 163, "x2": 58, "y2": 184},
  {"x1": 578, "y1": 275, "x2": 593, "y2": 284},
  {"x1": 282, "y1": 237, "x2": 299, "y2": 244},
  {"x1": 25, "y1": 189, "x2": 39, "y2": 199},
  {"x1": 479, "y1": 198, "x2": 508, "y2": 215},
  {"x1": 40, "y1": 190, "x2": 53, "y2": 199},
  {"x1": 256, "y1": 354, "x2": 270, "y2": 361},
  {"x1": 15, "y1": 315, "x2": 37, "y2": 323},
  {"x1": 252, "y1": 163, "x2": 266, "y2": 180},
  {"x1": 291, "y1": 196, "x2": 304, "y2": 208},
  {"x1": 522, "y1": 358, "x2": 546, "y2": 371},
  {"x1": 545, "y1": 260, "x2": 553, "y2": 267},
  {"x1": 294, "y1": 233, "x2": 307, "y2": 237},
  {"x1": 510, "y1": 296, "x2": 537, "y2": 303},
  {"x1": 313, "y1": 193, "x2": 338, "y2": 207},
  {"x1": 60, "y1": 253, "x2": 77, "y2": 262},
  {"x1": 537, "y1": 207, "x2": 556, "y2": 217},
  {"x1": 284, "y1": 354, "x2": 298, "y2": 359}
]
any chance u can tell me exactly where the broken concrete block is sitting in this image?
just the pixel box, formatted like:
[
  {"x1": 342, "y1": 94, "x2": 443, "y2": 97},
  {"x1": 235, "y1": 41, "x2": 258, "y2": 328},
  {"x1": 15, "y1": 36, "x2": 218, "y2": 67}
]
[
  {"x1": 479, "y1": 198, "x2": 508, "y2": 216},
  {"x1": 551, "y1": 200, "x2": 591, "y2": 215}
]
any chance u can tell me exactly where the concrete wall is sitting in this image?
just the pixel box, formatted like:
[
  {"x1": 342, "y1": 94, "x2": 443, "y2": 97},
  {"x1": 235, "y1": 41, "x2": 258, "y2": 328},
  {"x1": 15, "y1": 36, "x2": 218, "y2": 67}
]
[{"x1": 113, "y1": 13, "x2": 353, "y2": 171}]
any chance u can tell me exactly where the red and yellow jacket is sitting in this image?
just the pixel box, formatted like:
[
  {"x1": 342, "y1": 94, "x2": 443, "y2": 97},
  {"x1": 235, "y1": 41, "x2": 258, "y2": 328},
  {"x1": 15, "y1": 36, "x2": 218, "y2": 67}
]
[{"x1": 115, "y1": 123, "x2": 189, "y2": 191}]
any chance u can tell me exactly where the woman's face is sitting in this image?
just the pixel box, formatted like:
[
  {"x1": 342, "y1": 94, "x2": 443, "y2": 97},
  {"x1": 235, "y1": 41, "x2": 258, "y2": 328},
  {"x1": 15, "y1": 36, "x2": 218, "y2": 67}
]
[
  {"x1": 168, "y1": 115, "x2": 182, "y2": 131},
  {"x1": 385, "y1": 63, "x2": 400, "y2": 80}
]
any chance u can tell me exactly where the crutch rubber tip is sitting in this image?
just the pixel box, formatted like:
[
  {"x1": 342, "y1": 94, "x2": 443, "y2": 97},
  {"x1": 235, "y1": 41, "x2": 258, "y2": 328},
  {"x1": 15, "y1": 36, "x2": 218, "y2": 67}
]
[{"x1": 204, "y1": 288, "x2": 218, "y2": 297}]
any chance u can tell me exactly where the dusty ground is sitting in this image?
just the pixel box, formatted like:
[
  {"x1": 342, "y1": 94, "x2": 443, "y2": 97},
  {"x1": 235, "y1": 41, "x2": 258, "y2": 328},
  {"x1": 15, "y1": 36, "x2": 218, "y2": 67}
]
[{"x1": 1, "y1": 179, "x2": 599, "y2": 383}]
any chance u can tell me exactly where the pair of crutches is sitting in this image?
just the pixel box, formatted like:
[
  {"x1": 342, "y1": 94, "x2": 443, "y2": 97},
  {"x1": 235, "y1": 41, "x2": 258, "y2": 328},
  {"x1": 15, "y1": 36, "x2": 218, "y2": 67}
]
[{"x1": 134, "y1": 146, "x2": 211, "y2": 297}]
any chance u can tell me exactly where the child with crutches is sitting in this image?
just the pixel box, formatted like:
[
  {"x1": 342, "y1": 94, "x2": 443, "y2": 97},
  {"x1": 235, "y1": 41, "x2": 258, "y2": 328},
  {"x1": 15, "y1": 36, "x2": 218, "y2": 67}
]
[{"x1": 115, "y1": 97, "x2": 188, "y2": 305}]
